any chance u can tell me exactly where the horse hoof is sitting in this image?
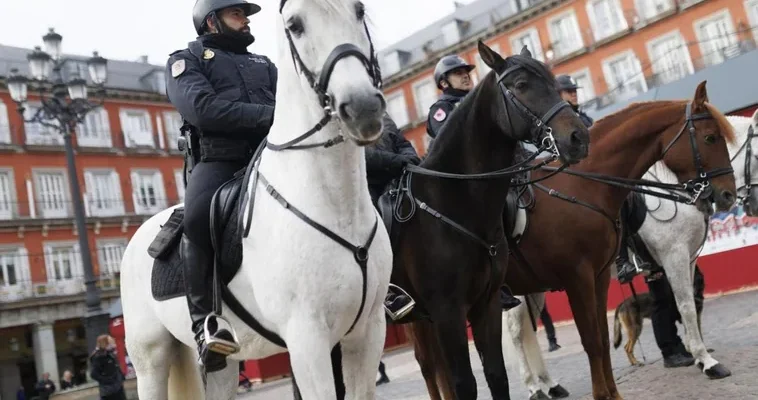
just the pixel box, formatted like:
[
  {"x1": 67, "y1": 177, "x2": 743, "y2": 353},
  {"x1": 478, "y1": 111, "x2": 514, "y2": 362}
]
[
  {"x1": 704, "y1": 363, "x2": 732, "y2": 380},
  {"x1": 548, "y1": 384, "x2": 570, "y2": 398},
  {"x1": 529, "y1": 390, "x2": 551, "y2": 400}
]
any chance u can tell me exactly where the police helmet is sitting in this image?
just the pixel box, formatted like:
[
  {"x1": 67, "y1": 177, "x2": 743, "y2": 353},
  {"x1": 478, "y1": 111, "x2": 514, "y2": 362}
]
[
  {"x1": 433, "y1": 55, "x2": 475, "y2": 89},
  {"x1": 556, "y1": 75, "x2": 581, "y2": 91},
  {"x1": 193, "y1": 0, "x2": 262, "y2": 35}
]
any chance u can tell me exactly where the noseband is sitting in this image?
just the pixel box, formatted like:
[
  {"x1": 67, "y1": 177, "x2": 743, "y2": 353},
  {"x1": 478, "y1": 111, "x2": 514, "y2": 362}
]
[
  {"x1": 267, "y1": 0, "x2": 381, "y2": 151},
  {"x1": 496, "y1": 64, "x2": 572, "y2": 158}
]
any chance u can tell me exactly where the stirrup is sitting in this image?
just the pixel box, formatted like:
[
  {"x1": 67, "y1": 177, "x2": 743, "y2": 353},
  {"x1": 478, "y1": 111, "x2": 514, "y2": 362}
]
[
  {"x1": 384, "y1": 284, "x2": 416, "y2": 321},
  {"x1": 203, "y1": 313, "x2": 241, "y2": 356},
  {"x1": 631, "y1": 255, "x2": 651, "y2": 276}
]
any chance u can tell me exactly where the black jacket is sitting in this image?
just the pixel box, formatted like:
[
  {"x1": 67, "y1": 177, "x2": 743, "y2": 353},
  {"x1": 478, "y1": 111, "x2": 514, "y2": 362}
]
[
  {"x1": 34, "y1": 379, "x2": 55, "y2": 400},
  {"x1": 426, "y1": 90, "x2": 466, "y2": 139},
  {"x1": 90, "y1": 350, "x2": 125, "y2": 397},
  {"x1": 365, "y1": 114, "x2": 420, "y2": 200},
  {"x1": 165, "y1": 35, "x2": 277, "y2": 157}
]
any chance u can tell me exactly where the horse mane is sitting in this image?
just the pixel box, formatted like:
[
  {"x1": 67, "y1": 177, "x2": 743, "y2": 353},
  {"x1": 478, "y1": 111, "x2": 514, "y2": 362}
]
[
  {"x1": 503, "y1": 52, "x2": 557, "y2": 88},
  {"x1": 725, "y1": 115, "x2": 752, "y2": 152},
  {"x1": 592, "y1": 101, "x2": 735, "y2": 144}
]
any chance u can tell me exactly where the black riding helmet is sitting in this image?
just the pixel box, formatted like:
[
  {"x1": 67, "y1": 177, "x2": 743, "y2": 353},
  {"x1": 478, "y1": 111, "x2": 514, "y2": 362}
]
[
  {"x1": 433, "y1": 55, "x2": 475, "y2": 89},
  {"x1": 193, "y1": 0, "x2": 261, "y2": 35}
]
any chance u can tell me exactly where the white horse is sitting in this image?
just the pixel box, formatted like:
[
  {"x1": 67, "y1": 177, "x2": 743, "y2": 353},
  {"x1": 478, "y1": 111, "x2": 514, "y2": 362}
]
[
  {"x1": 502, "y1": 110, "x2": 757, "y2": 399},
  {"x1": 120, "y1": 1, "x2": 392, "y2": 399}
]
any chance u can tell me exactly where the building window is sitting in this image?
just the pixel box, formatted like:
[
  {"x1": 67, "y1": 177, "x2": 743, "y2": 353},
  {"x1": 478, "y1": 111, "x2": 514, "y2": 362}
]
[
  {"x1": 587, "y1": 0, "x2": 628, "y2": 42},
  {"x1": 475, "y1": 43, "x2": 501, "y2": 79},
  {"x1": 547, "y1": 10, "x2": 584, "y2": 58},
  {"x1": 569, "y1": 68, "x2": 596, "y2": 106},
  {"x1": 0, "y1": 248, "x2": 30, "y2": 302},
  {"x1": 694, "y1": 9, "x2": 738, "y2": 68},
  {"x1": 412, "y1": 77, "x2": 438, "y2": 122},
  {"x1": 442, "y1": 20, "x2": 463, "y2": 46},
  {"x1": 510, "y1": 28, "x2": 544, "y2": 62},
  {"x1": 647, "y1": 31, "x2": 694, "y2": 86},
  {"x1": 0, "y1": 169, "x2": 15, "y2": 220},
  {"x1": 77, "y1": 108, "x2": 111, "y2": 147},
  {"x1": 174, "y1": 169, "x2": 185, "y2": 204},
  {"x1": 602, "y1": 50, "x2": 647, "y2": 101},
  {"x1": 33, "y1": 170, "x2": 70, "y2": 219},
  {"x1": 23, "y1": 104, "x2": 64, "y2": 146},
  {"x1": 84, "y1": 169, "x2": 124, "y2": 217},
  {"x1": 386, "y1": 92, "x2": 410, "y2": 128},
  {"x1": 163, "y1": 111, "x2": 183, "y2": 151},
  {"x1": 635, "y1": 0, "x2": 674, "y2": 23},
  {"x1": 97, "y1": 240, "x2": 126, "y2": 277},
  {"x1": 131, "y1": 169, "x2": 166, "y2": 215},
  {"x1": 44, "y1": 242, "x2": 83, "y2": 295},
  {"x1": 747, "y1": 0, "x2": 758, "y2": 42},
  {"x1": 120, "y1": 108, "x2": 154, "y2": 148},
  {"x1": 380, "y1": 51, "x2": 403, "y2": 77},
  {"x1": 0, "y1": 101, "x2": 10, "y2": 144}
]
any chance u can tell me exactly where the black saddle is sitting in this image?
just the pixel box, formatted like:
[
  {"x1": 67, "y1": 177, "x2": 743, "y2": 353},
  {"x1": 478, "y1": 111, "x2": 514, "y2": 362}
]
[{"x1": 147, "y1": 170, "x2": 248, "y2": 301}]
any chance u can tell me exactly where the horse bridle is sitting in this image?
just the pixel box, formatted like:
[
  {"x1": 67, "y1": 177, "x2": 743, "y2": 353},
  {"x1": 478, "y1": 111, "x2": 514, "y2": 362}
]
[
  {"x1": 217, "y1": 0, "x2": 384, "y2": 350},
  {"x1": 729, "y1": 124, "x2": 757, "y2": 209},
  {"x1": 266, "y1": 0, "x2": 382, "y2": 151},
  {"x1": 496, "y1": 64, "x2": 571, "y2": 159}
]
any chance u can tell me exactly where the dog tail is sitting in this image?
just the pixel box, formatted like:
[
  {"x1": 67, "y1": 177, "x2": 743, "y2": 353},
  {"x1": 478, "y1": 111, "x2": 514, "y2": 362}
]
[{"x1": 613, "y1": 304, "x2": 622, "y2": 349}]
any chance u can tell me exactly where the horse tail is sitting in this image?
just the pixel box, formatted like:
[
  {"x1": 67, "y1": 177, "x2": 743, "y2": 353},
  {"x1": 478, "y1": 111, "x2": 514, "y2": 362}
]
[
  {"x1": 612, "y1": 305, "x2": 622, "y2": 349},
  {"x1": 168, "y1": 344, "x2": 204, "y2": 400},
  {"x1": 405, "y1": 321, "x2": 455, "y2": 399}
]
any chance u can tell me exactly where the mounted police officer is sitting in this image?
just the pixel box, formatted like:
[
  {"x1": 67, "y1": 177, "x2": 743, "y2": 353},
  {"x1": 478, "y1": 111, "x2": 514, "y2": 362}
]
[
  {"x1": 556, "y1": 75, "x2": 593, "y2": 128},
  {"x1": 426, "y1": 55, "x2": 475, "y2": 139},
  {"x1": 165, "y1": 0, "x2": 276, "y2": 372}
]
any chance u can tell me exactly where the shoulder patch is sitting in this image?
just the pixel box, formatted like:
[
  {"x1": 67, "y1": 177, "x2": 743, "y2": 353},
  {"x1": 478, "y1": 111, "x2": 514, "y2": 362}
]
[
  {"x1": 171, "y1": 59, "x2": 186, "y2": 78},
  {"x1": 433, "y1": 107, "x2": 447, "y2": 122}
]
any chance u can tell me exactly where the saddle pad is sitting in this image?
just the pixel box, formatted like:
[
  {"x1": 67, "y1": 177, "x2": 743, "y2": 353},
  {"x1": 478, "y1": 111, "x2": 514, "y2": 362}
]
[{"x1": 151, "y1": 243, "x2": 186, "y2": 301}]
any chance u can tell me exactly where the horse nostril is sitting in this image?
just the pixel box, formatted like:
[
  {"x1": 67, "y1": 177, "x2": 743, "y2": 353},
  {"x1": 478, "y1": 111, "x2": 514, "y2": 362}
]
[
  {"x1": 722, "y1": 190, "x2": 735, "y2": 204},
  {"x1": 339, "y1": 103, "x2": 351, "y2": 121},
  {"x1": 570, "y1": 130, "x2": 582, "y2": 145}
]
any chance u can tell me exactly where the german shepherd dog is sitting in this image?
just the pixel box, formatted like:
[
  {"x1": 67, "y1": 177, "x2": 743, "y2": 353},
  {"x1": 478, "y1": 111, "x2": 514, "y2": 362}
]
[{"x1": 613, "y1": 293, "x2": 654, "y2": 366}]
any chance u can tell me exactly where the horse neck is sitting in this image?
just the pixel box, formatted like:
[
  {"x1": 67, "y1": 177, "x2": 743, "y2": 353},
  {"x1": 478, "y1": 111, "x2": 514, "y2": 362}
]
[
  {"x1": 578, "y1": 102, "x2": 686, "y2": 210},
  {"x1": 257, "y1": 49, "x2": 372, "y2": 224},
  {"x1": 421, "y1": 90, "x2": 517, "y2": 225}
]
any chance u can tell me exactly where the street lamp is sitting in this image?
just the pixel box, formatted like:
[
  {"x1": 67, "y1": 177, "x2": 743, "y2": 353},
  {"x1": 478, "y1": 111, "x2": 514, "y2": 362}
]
[{"x1": 6, "y1": 28, "x2": 111, "y2": 356}]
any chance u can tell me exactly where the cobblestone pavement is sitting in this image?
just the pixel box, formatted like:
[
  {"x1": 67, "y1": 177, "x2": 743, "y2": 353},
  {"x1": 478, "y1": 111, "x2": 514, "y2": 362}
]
[{"x1": 239, "y1": 289, "x2": 758, "y2": 399}]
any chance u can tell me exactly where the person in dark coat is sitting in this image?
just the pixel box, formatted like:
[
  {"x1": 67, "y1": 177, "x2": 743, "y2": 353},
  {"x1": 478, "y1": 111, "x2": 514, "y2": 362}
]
[
  {"x1": 166, "y1": 0, "x2": 275, "y2": 372},
  {"x1": 555, "y1": 75, "x2": 593, "y2": 128},
  {"x1": 60, "y1": 370, "x2": 75, "y2": 390},
  {"x1": 34, "y1": 373, "x2": 55, "y2": 400},
  {"x1": 90, "y1": 335, "x2": 126, "y2": 400},
  {"x1": 426, "y1": 55, "x2": 475, "y2": 140}
]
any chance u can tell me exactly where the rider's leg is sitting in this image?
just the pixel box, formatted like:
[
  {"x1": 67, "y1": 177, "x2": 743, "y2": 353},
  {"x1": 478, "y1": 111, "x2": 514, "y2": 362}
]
[
  {"x1": 500, "y1": 285, "x2": 522, "y2": 311},
  {"x1": 183, "y1": 160, "x2": 244, "y2": 372},
  {"x1": 615, "y1": 200, "x2": 651, "y2": 284}
]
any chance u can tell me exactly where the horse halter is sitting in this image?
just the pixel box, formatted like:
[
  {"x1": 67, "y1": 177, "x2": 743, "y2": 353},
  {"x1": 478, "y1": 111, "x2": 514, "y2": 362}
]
[
  {"x1": 268, "y1": 0, "x2": 382, "y2": 151},
  {"x1": 660, "y1": 103, "x2": 735, "y2": 203},
  {"x1": 496, "y1": 64, "x2": 571, "y2": 158},
  {"x1": 730, "y1": 124, "x2": 757, "y2": 209}
]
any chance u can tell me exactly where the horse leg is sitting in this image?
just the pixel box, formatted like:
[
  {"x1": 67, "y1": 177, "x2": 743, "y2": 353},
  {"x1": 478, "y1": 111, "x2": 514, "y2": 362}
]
[
  {"x1": 125, "y1": 322, "x2": 182, "y2": 400},
  {"x1": 524, "y1": 294, "x2": 567, "y2": 399},
  {"x1": 204, "y1": 359, "x2": 239, "y2": 400},
  {"x1": 434, "y1": 309, "x2": 478, "y2": 399},
  {"x1": 469, "y1": 293, "x2": 510, "y2": 400},
  {"x1": 408, "y1": 321, "x2": 444, "y2": 400},
  {"x1": 286, "y1": 322, "x2": 339, "y2": 400},
  {"x1": 565, "y1": 278, "x2": 612, "y2": 400},
  {"x1": 502, "y1": 299, "x2": 544, "y2": 399},
  {"x1": 669, "y1": 261, "x2": 730, "y2": 379},
  {"x1": 594, "y1": 270, "x2": 621, "y2": 399},
  {"x1": 340, "y1": 303, "x2": 386, "y2": 400}
]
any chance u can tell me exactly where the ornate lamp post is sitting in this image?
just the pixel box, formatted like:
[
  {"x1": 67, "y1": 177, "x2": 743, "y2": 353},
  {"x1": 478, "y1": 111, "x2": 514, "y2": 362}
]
[{"x1": 7, "y1": 28, "x2": 111, "y2": 355}]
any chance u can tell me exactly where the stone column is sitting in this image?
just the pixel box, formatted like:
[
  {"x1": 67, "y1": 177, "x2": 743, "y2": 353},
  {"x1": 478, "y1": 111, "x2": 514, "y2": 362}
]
[{"x1": 32, "y1": 322, "x2": 60, "y2": 390}]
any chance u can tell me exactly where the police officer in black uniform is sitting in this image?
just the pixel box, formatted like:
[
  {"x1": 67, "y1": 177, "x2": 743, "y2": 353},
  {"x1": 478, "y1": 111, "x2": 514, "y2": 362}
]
[
  {"x1": 426, "y1": 55, "x2": 475, "y2": 139},
  {"x1": 166, "y1": 0, "x2": 275, "y2": 372},
  {"x1": 555, "y1": 75, "x2": 593, "y2": 128}
]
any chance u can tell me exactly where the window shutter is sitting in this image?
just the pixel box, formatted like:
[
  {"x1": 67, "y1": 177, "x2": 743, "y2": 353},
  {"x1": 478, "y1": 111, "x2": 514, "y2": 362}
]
[{"x1": 111, "y1": 171, "x2": 125, "y2": 214}]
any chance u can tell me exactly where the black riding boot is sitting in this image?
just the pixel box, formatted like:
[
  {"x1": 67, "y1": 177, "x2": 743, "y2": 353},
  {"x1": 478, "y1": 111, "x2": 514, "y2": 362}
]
[
  {"x1": 182, "y1": 234, "x2": 237, "y2": 372},
  {"x1": 615, "y1": 226, "x2": 651, "y2": 284},
  {"x1": 500, "y1": 286, "x2": 522, "y2": 311}
]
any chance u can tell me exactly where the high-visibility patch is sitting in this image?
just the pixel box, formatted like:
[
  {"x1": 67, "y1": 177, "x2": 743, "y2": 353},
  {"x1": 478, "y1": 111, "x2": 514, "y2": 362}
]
[{"x1": 433, "y1": 108, "x2": 447, "y2": 122}]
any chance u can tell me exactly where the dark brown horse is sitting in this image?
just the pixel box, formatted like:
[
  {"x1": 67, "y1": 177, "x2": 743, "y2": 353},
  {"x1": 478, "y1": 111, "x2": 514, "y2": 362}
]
[
  {"x1": 499, "y1": 82, "x2": 736, "y2": 400},
  {"x1": 390, "y1": 42, "x2": 590, "y2": 400}
]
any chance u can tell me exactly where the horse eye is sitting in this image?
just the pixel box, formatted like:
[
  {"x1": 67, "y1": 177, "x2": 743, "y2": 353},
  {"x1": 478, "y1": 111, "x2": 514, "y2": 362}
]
[
  {"x1": 515, "y1": 81, "x2": 527, "y2": 90},
  {"x1": 287, "y1": 17, "x2": 304, "y2": 36},
  {"x1": 355, "y1": 2, "x2": 366, "y2": 20},
  {"x1": 704, "y1": 134, "x2": 716, "y2": 144}
]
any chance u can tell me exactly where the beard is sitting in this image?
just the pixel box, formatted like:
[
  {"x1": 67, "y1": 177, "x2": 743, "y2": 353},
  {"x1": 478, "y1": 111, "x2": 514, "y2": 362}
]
[{"x1": 220, "y1": 20, "x2": 255, "y2": 47}]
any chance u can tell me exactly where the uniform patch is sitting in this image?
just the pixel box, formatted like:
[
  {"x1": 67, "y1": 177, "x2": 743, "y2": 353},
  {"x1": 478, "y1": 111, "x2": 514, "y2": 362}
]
[
  {"x1": 250, "y1": 56, "x2": 267, "y2": 64},
  {"x1": 171, "y1": 59, "x2": 186, "y2": 78},
  {"x1": 202, "y1": 49, "x2": 215, "y2": 60},
  {"x1": 433, "y1": 108, "x2": 447, "y2": 122}
]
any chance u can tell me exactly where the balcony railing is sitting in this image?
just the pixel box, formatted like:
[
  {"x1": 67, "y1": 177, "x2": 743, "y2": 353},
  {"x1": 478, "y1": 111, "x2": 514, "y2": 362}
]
[{"x1": 0, "y1": 273, "x2": 121, "y2": 303}]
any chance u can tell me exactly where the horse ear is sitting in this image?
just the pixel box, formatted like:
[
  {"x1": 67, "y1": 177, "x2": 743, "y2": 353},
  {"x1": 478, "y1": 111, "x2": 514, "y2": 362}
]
[
  {"x1": 520, "y1": 45, "x2": 532, "y2": 58},
  {"x1": 478, "y1": 40, "x2": 504, "y2": 70},
  {"x1": 692, "y1": 80, "x2": 709, "y2": 112}
]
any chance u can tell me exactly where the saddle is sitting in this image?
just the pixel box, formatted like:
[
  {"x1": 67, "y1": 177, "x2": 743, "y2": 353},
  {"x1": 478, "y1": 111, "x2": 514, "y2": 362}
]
[{"x1": 147, "y1": 170, "x2": 249, "y2": 301}]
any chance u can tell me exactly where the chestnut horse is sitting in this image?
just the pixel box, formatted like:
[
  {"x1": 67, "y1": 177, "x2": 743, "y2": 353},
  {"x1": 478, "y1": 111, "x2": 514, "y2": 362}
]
[
  {"x1": 387, "y1": 42, "x2": 590, "y2": 400},
  {"x1": 502, "y1": 82, "x2": 736, "y2": 400}
]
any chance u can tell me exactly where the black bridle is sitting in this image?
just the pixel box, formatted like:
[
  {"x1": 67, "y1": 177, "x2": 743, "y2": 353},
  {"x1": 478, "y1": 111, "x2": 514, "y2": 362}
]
[
  {"x1": 542, "y1": 103, "x2": 734, "y2": 205},
  {"x1": 217, "y1": 0, "x2": 385, "y2": 349},
  {"x1": 730, "y1": 124, "x2": 757, "y2": 209}
]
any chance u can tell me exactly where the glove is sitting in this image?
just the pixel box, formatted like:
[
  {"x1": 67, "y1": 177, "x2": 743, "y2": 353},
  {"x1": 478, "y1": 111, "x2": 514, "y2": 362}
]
[{"x1": 406, "y1": 155, "x2": 421, "y2": 166}]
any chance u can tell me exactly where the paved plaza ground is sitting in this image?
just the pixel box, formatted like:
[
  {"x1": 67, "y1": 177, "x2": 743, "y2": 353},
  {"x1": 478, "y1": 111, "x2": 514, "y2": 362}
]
[{"x1": 239, "y1": 289, "x2": 758, "y2": 399}]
